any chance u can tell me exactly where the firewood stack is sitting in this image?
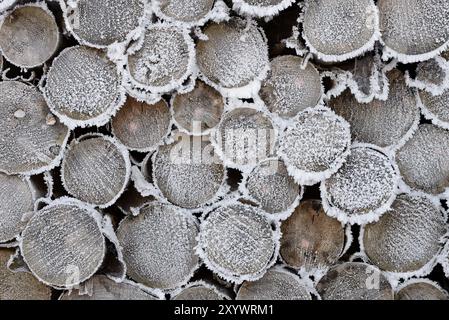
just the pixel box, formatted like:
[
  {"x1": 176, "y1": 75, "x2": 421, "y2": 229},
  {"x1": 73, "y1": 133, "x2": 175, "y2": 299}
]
[{"x1": 1, "y1": 0, "x2": 449, "y2": 301}]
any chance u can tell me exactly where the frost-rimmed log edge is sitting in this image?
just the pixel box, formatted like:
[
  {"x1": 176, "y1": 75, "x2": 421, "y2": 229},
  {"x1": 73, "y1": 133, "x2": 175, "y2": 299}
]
[
  {"x1": 60, "y1": 133, "x2": 131, "y2": 209},
  {"x1": 152, "y1": 0, "x2": 229, "y2": 28},
  {"x1": 17, "y1": 197, "x2": 108, "y2": 290},
  {"x1": 356, "y1": 190, "x2": 448, "y2": 287},
  {"x1": 394, "y1": 277, "x2": 449, "y2": 298},
  {"x1": 416, "y1": 84, "x2": 449, "y2": 131},
  {"x1": 320, "y1": 142, "x2": 401, "y2": 225},
  {"x1": 231, "y1": 0, "x2": 296, "y2": 19},
  {"x1": 60, "y1": 0, "x2": 151, "y2": 50},
  {"x1": 43, "y1": 45, "x2": 127, "y2": 129},
  {"x1": 117, "y1": 201, "x2": 202, "y2": 291},
  {"x1": 237, "y1": 157, "x2": 303, "y2": 221},
  {"x1": 195, "y1": 202, "x2": 281, "y2": 284},
  {"x1": 405, "y1": 56, "x2": 449, "y2": 96},
  {"x1": 0, "y1": 1, "x2": 61, "y2": 69},
  {"x1": 300, "y1": 0, "x2": 381, "y2": 63},
  {"x1": 121, "y1": 22, "x2": 197, "y2": 103},
  {"x1": 278, "y1": 105, "x2": 352, "y2": 186},
  {"x1": 170, "y1": 280, "x2": 232, "y2": 300}
]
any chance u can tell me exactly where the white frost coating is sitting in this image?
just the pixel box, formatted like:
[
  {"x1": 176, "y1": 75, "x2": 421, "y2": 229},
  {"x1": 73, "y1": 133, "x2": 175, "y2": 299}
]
[
  {"x1": 283, "y1": 25, "x2": 309, "y2": 57},
  {"x1": 196, "y1": 18, "x2": 270, "y2": 99},
  {"x1": 171, "y1": 280, "x2": 231, "y2": 300},
  {"x1": 100, "y1": 215, "x2": 126, "y2": 282},
  {"x1": 60, "y1": 0, "x2": 149, "y2": 49},
  {"x1": 60, "y1": 133, "x2": 131, "y2": 209},
  {"x1": 19, "y1": 197, "x2": 106, "y2": 289},
  {"x1": 131, "y1": 165, "x2": 165, "y2": 203},
  {"x1": 406, "y1": 56, "x2": 449, "y2": 96},
  {"x1": 197, "y1": 203, "x2": 280, "y2": 284},
  {"x1": 44, "y1": 45, "x2": 127, "y2": 129},
  {"x1": 329, "y1": 70, "x2": 420, "y2": 153},
  {"x1": 417, "y1": 85, "x2": 449, "y2": 131},
  {"x1": 211, "y1": 105, "x2": 277, "y2": 173},
  {"x1": 239, "y1": 158, "x2": 303, "y2": 221},
  {"x1": 360, "y1": 191, "x2": 448, "y2": 285},
  {"x1": 0, "y1": 0, "x2": 16, "y2": 12},
  {"x1": 0, "y1": 1, "x2": 61, "y2": 69},
  {"x1": 117, "y1": 202, "x2": 200, "y2": 290},
  {"x1": 232, "y1": 0, "x2": 296, "y2": 19},
  {"x1": 379, "y1": 0, "x2": 449, "y2": 64},
  {"x1": 152, "y1": 0, "x2": 229, "y2": 28},
  {"x1": 236, "y1": 266, "x2": 313, "y2": 300},
  {"x1": 152, "y1": 132, "x2": 228, "y2": 210},
  {"x1": 395, "y1": 278, "x2": 449, "y2": 300},
  {"x1": 322, "y1": 70, "x2": 351, "y2": 101},
  {"x1": 123, "y1": 22, "x2": 197, "y2": 99},
  {"x1": 321, "y1": 143, "x2": 400, "y2": 225},
  {"x1": 302, "y1": 0, "x2": 380, "y2": 63},
  {"x1": 278, "y1": 106, "x2": 352, "y2": 186},
  {"x1": 0, "y1": 81, "x2": 70, "y2": 176}
]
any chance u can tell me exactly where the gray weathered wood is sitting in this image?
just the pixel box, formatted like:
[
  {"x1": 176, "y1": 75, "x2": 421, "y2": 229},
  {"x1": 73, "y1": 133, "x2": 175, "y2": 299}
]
[
  {"x1": 154, "y1": 0, "x2": 215, "y2": 24},
  {"x1": 112, "y1": 97, "x2": 171, "y2": 152},
  {"x1": 280, "y1": 200, "x2": 346, "y2": 271},
  {"x1": 396, "y1": 281, "x2": 449, "y2": 300},
  {"x1": 0, "y1": 248, "x2": 52, "y2": 300},
  {"x1": 61, "y1": 135, "x2": 130, "y2": 208},
  {"x1": 0, "y1": 81, "x2": 69, "y2": 175},
  {"x1": 117, "y1": 202, "x2": 199, "y2": 290},
  {"x1": 0, "y1": 4, "x2": 59, "y2": 68},
  {"x1": 21, "y1": 199, "x2": 106, "y2": 288},
  {"x1": 236, "y1": 268, "x2": 312, "y2": 300},
  {"x1": 317, "y1": 262, "x2": 394, "y2": 300},
  {"x1": 172, "y1": 281, "x2": 229, "y2": 300}
]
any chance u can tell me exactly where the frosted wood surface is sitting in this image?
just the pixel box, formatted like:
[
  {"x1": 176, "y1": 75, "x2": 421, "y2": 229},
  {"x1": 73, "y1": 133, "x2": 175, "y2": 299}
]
[
  {"x1": 61, "y1": 275, "x2": 157, "y2": 300},
  {"x1": 243, "y1": 0, "x2": 284, "y2": 4},
  {"x1": 303, "y1": 0, "x2": 377, "y2": 58},
  {"x1": 21, "y1": 202, "x2": 105, "y2": 288},
  {"x1": 396, "y1": 282, "x2": 448, "y2": 300},
  {"x1": 157, "y1": 0, "x2": 214, "y2": 23},
  {"x1": 68, "y1": 0, "x2": 144, "y2": 46},
  {"x1": 112, "y1": 97, "x2": 171, "y2": 151},
  {"x1": 128, "y1": 26, "x2": 191, "y2": 88},
  {"x1": 0, "y1": 173, "x2": 33, "y2": 242},
  {"x1": 117, "y1": 202, "x2": 199, "y2": 289},
  {"x1": 279, "y1": 108, "x2": 350, "y2": 174},
  {"x1": 0, "y1": 249, "x2": 52, "y2": 300},
  {"x1": 415, "y1": 58, "x2": 448, "y2": 88},
  {"x1": 246, "y1": 159, "x2": 300, "y2": 214},
  {"x1": 280, "y1": 200, "x2": 345, "y2": 270},
  {"x1": 173, "y1": 284, "x2": 225, "y2": 300},
  {"x1": 62, "y1": 137, "x2": 129, "y2": 206},
  {"x1": 196, "y1": 18, "x2": 269, "y2": 89},
  {"x1": 317, "y1": 262, "x2": 394, "y2": 300},
  {"x1": 420, "y1": 87, "x2": 449, "y2": 125},
  {"x1": 153, "y1": 134, "x2": 225, "y2": 209},
  {"x1": 260, "y1": 55, "x2": 321, "y2": 118},
  {"x1": 45, "y1": 46, "x2": 121, "y2": 122},
  {"x1": 396, "y1": 124, "x2": 449, "y2": 195},
  {"x1": 214, "y1": 108, "x2": 274, "y2": 168},
  {"x1": 324, "y1": 146, "x2": 396, "y2": 216},
  {"x1": 363, "y1": 194, "x2": 446, "y2": 273},
  {"x1": 236, "y1": 269, "x2": 311, "y2": 300},
  {"x1": 0, "y1": 5, "x2": 59, "y2": 67},
  {"x1": 379, "y1": 0, "x2": 449, "y2": 57},
  {"x1": 330, "y1": 70, "x2": 418, "y2": 148},
  {"x1": 199, "y1": 204, "x2": 276, "y2": 279},
  {"x1": 0, "y1": 81, "x2": 68, "y2": 175},
  {"x1": 172, "y1": 81, "x2": 224, "y2": 133}
]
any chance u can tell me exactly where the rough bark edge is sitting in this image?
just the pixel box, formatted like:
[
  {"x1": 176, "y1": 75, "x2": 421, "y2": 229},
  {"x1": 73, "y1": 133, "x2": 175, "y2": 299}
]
[
  {"x1": 17, "y1": 197, "x2": 107, "y2": 290},
  {"x1": 44, "y1": 45, "x2": 127, "y2": 129},
  {"x1": 122, "y1": 22, "x2": 197, "y2": 98},
  {"x1": 60, "y1": 133, "x2": 131, "y2": 209},
  {"x1": 405, "y1": 56, "x2": 449, "y2": 96},
  {"x1": 152, "y1": 0, "x2": 230, "y2": 28},
  {"x1": 232, "y1": 0, "x2": 296, "y2": 19},
  {"x1": 301, "y1": 1, "x2": 381, "y2": 63},
  {"x1": 277, "y1": 105, "x2": 352, "y2": 186},
  {"x1": 0, "y1": 2, "x2": 61, "y2": 69},
  {"x1": 320, "y1": 143, "x2": 401, "y2": 225},
  {"x1": 416, "y1": 85, "x2": 449, "y2": 131},
  {"x1": 196, "y1": 203, "x2": 281, "y2": 284}
]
